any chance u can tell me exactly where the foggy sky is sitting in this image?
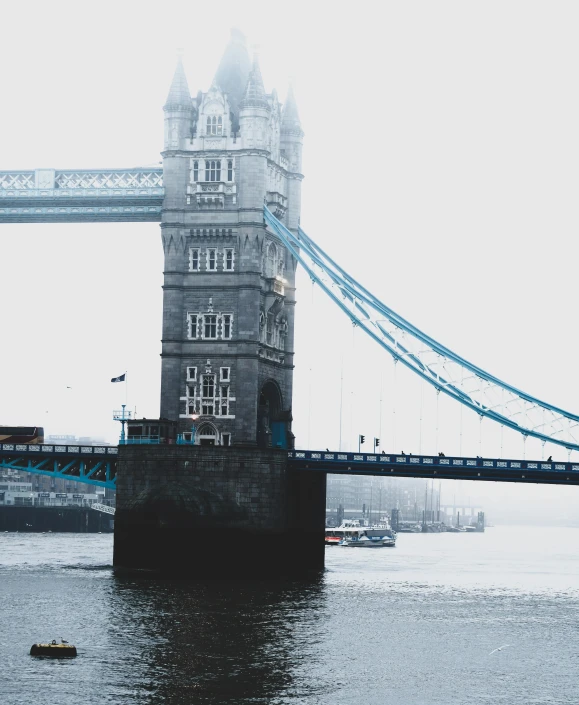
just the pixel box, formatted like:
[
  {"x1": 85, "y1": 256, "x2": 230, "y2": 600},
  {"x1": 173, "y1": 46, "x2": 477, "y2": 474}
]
[{"x1": 1, "y1": 0, "x2": 579, "y2": 521}]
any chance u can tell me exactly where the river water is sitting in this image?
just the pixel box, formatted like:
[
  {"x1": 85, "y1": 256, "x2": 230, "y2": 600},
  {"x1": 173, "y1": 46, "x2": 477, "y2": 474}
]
[{"x1": 1, "y1": 526, "x2": 579, "y2": 704}]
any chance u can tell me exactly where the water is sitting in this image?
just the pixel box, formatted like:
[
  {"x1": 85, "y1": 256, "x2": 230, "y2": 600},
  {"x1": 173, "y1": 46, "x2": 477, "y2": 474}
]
[{"x1": 1, "y1": 527, "x2": 579, "y2": 704}]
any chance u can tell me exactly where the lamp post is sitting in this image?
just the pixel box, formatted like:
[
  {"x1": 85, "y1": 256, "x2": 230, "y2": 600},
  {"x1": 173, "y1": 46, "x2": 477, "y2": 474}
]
[{"x1": 190, "y1": 414, "x2": 199, "y2": 444}]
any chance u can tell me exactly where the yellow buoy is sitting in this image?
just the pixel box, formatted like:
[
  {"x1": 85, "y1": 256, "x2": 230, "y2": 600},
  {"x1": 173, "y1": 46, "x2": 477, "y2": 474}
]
[{"x1": 30, "y1": 641, "x2": 77, "y2": 657}]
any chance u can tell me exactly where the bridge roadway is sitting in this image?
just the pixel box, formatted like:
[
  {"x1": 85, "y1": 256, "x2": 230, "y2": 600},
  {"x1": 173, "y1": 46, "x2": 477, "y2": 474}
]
[
  {"x1": 2, "y1": 441, "x2": 579, "y2": 490},
  {"x1": 288, "y1": 449, "x2": 579, "y2": 486}
]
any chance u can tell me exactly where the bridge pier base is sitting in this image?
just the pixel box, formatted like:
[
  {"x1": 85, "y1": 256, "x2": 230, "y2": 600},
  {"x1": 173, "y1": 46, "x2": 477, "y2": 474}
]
[{"x1": 113, "y1": 446, "x2": 326, "y2": 578}]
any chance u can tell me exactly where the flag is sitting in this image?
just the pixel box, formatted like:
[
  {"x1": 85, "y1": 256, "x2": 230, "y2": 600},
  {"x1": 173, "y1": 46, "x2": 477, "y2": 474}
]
[{"x1": 111, "y1": 373, "x2": 126, "y2": 383}]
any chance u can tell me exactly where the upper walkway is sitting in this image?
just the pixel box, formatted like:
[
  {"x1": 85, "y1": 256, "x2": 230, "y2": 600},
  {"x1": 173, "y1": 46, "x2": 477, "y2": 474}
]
[{"x1": 0, "y1": 168, "x2": 164, "y2": 223}]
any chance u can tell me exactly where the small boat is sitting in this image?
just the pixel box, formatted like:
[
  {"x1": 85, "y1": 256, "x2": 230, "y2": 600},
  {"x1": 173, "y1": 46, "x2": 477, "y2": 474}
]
[
  {"x1": 326, "y1": 521, "x2": 396, "y2": 547},
  {"x1": 30, "y1": 640, "x2": 77, "y2": 658},
  {"x1": 340, "y1": 527, "x2": 397, "y2": 548}
]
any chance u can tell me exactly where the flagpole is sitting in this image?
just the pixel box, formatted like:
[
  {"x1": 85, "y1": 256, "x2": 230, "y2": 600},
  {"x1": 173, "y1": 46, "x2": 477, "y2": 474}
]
[{"x1": 125, "y1": 371, "x2": 128, "y2": 409}]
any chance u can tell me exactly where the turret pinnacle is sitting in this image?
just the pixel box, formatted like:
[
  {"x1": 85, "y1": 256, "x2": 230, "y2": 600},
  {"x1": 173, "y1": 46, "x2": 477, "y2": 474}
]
[
  {"x1": 164, "y1": 55, "x2": 192, "y2": 110},
  {"x1": 281, "y1": 84, "x2": 302, "y2": 132},
  {"x1": 213, "y1": 29, "x2": 251, "y2": 116},
  {"x1": 240, "y1": 53, "x2": 268, "y2": 108}
]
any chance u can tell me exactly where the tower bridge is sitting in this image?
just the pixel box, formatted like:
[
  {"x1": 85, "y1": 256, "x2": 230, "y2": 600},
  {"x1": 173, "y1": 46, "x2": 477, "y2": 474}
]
[{"x1": 2, "y1": 29, "x2": 579, "y2": 577}]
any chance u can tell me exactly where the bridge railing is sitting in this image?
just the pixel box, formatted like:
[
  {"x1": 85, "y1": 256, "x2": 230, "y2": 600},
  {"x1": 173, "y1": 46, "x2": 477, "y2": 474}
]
[
  {"x1": 0, "y1": 443, "x2": 118, "y2": 456},
  {"x1": 0, "y1": 168, "x2": 163, "y2": 191},
  {"x1": 288, "y1": 450, "x2": 579, "y2": 474}
]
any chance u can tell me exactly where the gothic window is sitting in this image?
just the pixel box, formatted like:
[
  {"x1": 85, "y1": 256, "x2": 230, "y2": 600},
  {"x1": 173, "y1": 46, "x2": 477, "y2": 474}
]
[
  {"x1": 222, "y1": 314, "x2": 232, "y2": 339},
  {"x1": 219, "y1": 386, "x2": 230, "y2": 416},
  {"x1": 227, "y1": 159, "x2": 233, "y2": 181},
  {"x1": 189, "y1": 248, "x2": 200, "y2": 272},
  {"x1": 203, "y1": 315, "x2": 217, "y2": 339},
  {"x1": 187, "y1": 366, "x2": 197, "y2": 381},
  {"x1": 187, "y1": 314, "x2": 198, "y2": 339},
  {"x1": 266, "y1": 243, "x2": 277, "y2": 278},
  {"x1": 187, "y1": 384, "x2": 196, "y2": 398},
  {"x1": 201, "y1": 375, "x2": 215, "y2": 415},
  {"x1": 206, "y1": 116, "x2": 223, "y2": 136},
  {"x1": 205, "y1": 159, "x2": 221, "y2": 181},
  {"x1": 266, "y1": 313, "x2": 274, "y2": 346},
  {"x1": 220, "y1": 367, "x2": 230, "y2": 381},
  {"x1": 224, "y1": 248, "x2": 234, "y2": 271},
  {"x1": 193, "y1": 161, "x2": 199, "y2": 182},
  {"x1": 278, "y1": 258, "x2": 284, "y2": 277},
  {"x1": 207, "y1": 248, "x2": 217, "y2": 271},
  {"x1": 202, "y1": 375, "x2": 215, "y2": 398}
]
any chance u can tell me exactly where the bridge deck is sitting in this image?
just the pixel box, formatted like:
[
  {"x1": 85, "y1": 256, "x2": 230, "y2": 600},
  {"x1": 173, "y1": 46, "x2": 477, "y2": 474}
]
[
  {"x1": 0, "y1": 443, "x2": 118, "y2": 489},
  {"x1": 289, "y1": 450, "x2": 579, "y2": 485}
]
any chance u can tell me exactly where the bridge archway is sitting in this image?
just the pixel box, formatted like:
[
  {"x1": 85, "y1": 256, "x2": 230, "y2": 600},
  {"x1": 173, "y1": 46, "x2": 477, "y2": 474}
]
[
  {"x1": 197, "y1": 422, "x2": 219, "y2": 446},
  {"x1": 257, "y1": 380, "x2": 283, "y2": 448}
]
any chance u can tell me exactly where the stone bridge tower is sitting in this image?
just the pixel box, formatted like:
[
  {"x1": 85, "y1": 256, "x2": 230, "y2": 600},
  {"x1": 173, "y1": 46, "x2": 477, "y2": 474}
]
[
  {"x1": 114, "y1": 33, "x2": 324, "y2": 579},
  {"x1": 161, "y1": 30, "x2": 303, "y2": 448}
]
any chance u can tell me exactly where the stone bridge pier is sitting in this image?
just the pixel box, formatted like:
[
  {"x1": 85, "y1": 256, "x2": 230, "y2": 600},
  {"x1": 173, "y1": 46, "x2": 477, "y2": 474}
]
[{"x1": 113, "y1": 446, "x2": 326, "y2": 577}]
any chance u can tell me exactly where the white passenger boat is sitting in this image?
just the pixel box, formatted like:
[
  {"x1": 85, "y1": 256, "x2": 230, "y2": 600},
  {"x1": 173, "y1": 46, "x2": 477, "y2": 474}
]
[{"x1": 325, "y1": 523, "x2": 396, "y2": 547}]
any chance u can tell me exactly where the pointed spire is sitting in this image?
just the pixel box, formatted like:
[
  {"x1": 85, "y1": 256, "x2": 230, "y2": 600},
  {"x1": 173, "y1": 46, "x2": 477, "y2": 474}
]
[
  {"x1": 241, "y1": 53, "x2": 268, "y2": 108},
  {"x1": 213, "y1": 28, "x2": 251, "y2": 115},
  {"x1": 281, "y1": 83, "x2": 302, "y2": 132},
  {"x1": 164, "y1": 52, "x2": 192, "y2": 111}
]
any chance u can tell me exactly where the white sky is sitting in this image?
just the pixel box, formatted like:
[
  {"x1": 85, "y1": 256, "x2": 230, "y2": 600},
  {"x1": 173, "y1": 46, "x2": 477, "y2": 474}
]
[{"x1": 1, "y1": 0, "x2": 579, "y2": 516}]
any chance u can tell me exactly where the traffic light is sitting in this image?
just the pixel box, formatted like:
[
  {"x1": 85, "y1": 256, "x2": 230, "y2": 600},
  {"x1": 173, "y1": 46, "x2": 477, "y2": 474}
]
[
  {"x1": 374, "y1": 437, "x2": 380, "y2": 448},
  {"x1": 359, "y1": 434, "x2": 365, "y2": 445}
]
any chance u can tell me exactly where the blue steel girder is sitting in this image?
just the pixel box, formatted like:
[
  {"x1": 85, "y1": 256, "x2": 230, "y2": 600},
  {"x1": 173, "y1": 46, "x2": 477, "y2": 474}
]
[
  {"x1": 288, "y1": 450, "x2": 579, "y2": 486},
  {"x1": 0, "y1": 444, "x2": 118, "y2": 489},
  {"x1": 264, "y1": 207, "x2": 579, "y2": 452},
  {"x1": 0, "y1": 168, "x2": 164, "y2": 223}
]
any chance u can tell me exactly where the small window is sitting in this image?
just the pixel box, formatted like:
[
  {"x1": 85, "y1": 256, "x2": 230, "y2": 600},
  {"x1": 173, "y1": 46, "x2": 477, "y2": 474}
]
[
  {"x1": 188, "y1": 314, "x2": 198, "y2": 339},
  {"x1": 220, "y1": 367, "x2": 230, "y2": 381},
  {"x1": 227, "y1": 159, "x2": 233, "y2": 181},
  {"x1": 224, "y1": 248, "x2": 234, "y2": 271},
  {"x1": 217, "y1": 116, "x2": 223, "y2": 135},
  {"x1": 266, "y1": 243, "x2": 277, "y2": 277},
  {"x1": 204, "y1": 315, "x2": 217, "y2": 339},
  {"x1": 266, "y1": 313, "x2": 274, "y2": 346},
  {"x1": 193, "y1": 161, "x2": 199, "y2": 182},
  {"x1": 207, "y1": 249, "x2": 217, "y2": 271},
  {"x1": 221, "y1": 386, "x2": 229, "y2": 398},
  {"x1": 222, "y1": 314, "x2": 232, "y2": 339},
  {"x1": 221, "y1": 400, "x2": 229, "y2": 416},
  {"x1": 187, "y1": 366, "x2": 197, "y2": 381},
  {"x1": 187, "y1": 385, "x2": 196, "y2": 398},
  {"x1": 222, "y1": 433, "x2": 231, "y2": 447},
  {"x1": 189, "y1": 248, "x2": 200, "y2": 272}
]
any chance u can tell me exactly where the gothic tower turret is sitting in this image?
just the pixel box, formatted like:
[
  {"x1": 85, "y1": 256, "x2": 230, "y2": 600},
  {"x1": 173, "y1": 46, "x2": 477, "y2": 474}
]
[
  {"x1": 159, "y1": 31, "x2": 304, "y2": 449},
  {"x1": 280, "y1": 85, "x2": 304, "y2": 232}
]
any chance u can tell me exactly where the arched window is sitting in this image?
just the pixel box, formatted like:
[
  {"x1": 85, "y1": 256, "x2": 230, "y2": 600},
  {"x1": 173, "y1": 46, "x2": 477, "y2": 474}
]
[
  {"x1": 193, "y1": 161, "x2": 198, "y2": 182},
  {"x1": 205, "y1": 160, "x2": 221, "y2": 182},
  {"x1": 227, "y1": 160, "x2": 233, "y2": 181},
  {"x1": 217, "y1": 116, "x2": 223, "y2": 135},
  {"x1": 266, "y1": 243, "x2": 277, "y2": 278},
  {"x1": 206, "y1": 116, "x2": 212, "y2": 134}
]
